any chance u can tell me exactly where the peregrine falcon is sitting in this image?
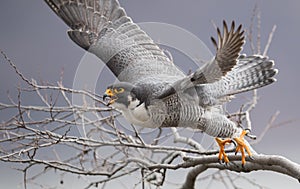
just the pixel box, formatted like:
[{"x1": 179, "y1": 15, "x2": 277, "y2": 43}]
[{"x1": 45, "y1": 0, "x2": 278, "y2": 165}]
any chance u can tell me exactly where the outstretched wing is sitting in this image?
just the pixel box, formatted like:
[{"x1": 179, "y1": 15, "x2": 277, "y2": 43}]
[
  {"x1": 192, "y1": 21, "x2": 244, "y2": 84},
  {"x1": 157, "y1": 21, "x2": 245, "y2": 99},
  {"x1": 45, "y1": 0, "x2": 185, "y2": 83}
]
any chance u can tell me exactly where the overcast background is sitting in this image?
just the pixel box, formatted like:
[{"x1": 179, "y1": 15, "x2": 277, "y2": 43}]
[{"x1": 1, "y1": 0, "x2": 300, "y2": 188}]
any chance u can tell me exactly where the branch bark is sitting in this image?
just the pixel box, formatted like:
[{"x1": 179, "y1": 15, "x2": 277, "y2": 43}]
[{"x1": 180, "y1": 154, "x2": 300, "y2": 188}]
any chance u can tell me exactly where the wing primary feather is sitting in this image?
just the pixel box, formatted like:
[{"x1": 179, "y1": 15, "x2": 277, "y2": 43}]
[
  {"x1": 211, "y1": 36, "x2": 218, "y2": 49},
  {"x1": 193, "y1": 21, "x2": 245, "y2": 84},
  {"x1": 222, "y1": 20, "x2": 228, "y2": 46},
  {"x1": 45, "y1": 0, "x2": 184, "y2": 83},
  {"x1": 159, "y1": 20, "x2": 246, "y2": 98}
]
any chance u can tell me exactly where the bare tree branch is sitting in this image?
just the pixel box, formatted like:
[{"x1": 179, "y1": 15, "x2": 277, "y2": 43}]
[
  {"x1": 0, "y1": 44, "x2": 299, "y2": 189},
  {"x1": 263, "y1": 25, "x2": 277, "y2": 56},
  {"x1": 0, "y1": 6, "x2": 298, "y2": 189}
]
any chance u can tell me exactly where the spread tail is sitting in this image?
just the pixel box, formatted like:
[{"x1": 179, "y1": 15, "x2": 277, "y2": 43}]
[{"x1": 224, "y1": 54, "x2": 278, "y2": 96}]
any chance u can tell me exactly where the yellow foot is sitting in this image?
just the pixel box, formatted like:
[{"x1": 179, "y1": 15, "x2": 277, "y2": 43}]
[
  {"x1": 234, "y1": 130, "x2": 253, "y2": 165},
  {"x1": 215, "y1": 138, "x2": 232, "y2": 164}
]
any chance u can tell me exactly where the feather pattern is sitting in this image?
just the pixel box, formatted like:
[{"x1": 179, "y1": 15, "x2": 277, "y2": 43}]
[
  {"x1": 45, "y1": 0, "x2": 185, "y2": 89},
  {"x1": 45, "y1": 0, "x2": 278, "y2": 139},
  {"x1": 157, "y1": 21, "x2": 245, "y2": 99},
  {"x1": 197, "y1": 54, "x2": 278, "y2": 106}
]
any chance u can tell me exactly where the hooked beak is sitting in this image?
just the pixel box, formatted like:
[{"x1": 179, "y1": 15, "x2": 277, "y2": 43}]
[{"x1": 103, "y1": 89, "x2": 116, "y2": 106}]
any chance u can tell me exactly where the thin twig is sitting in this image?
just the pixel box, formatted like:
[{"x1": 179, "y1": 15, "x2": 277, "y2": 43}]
[{"x1": 263, "y1": 25, "x2": 277, "y2": 56}]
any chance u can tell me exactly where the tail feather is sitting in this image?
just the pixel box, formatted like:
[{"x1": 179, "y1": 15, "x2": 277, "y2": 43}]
[
  {"x1": 192, "y1": 54, "x2": 277, "y2": 107},
  {"x1": 224, "y1": 54, "x2": 278, "y2": 96},
  {"x1": 203, "y1": 54, "x2": 278, "y2": 103}
]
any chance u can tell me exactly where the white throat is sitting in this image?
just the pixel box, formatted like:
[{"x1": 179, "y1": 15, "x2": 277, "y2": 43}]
[
  {"x1": 110, "y1": 95, "x2": 151, "y2": 127},
  {"x1": 122, "y1": 96, "x2": 150, "y2": 126}
]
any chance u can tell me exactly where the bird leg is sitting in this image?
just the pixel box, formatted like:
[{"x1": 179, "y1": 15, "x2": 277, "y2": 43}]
[
  {"x1": 215, "y1": 138, "x2": 232, "y2": 164},
  {"x1": 234, "y1": 130, "x2": 253, "y2": 165},
  {"x1": 216, "y1": 130, "x2": 253, "y2": 165}
]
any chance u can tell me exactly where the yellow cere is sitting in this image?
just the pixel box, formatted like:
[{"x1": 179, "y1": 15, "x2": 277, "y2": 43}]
[{"x1": 105, "y1": 88, "x2": 114, "y2": 96}]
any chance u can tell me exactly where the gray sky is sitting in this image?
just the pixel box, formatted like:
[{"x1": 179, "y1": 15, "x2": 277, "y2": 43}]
[{"x1": 1, "y1": 0, "x2": 300, "y2": 188}]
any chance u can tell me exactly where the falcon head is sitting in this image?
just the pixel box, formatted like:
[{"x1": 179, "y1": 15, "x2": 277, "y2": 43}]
[{"x1": 103, "y1": 82, "x2": 145, "y2": 110}]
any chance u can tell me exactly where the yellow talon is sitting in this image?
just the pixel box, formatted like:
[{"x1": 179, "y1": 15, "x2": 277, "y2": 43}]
[
  {"x1": 216, "y1": 130, "x2": 253, "y2": 165},
  {"x1": 215, "y1": 138, "x2": 232, "y2": 164},
  {"x1": 234, "y1": 130, "x2": 253, "y2": 165}
]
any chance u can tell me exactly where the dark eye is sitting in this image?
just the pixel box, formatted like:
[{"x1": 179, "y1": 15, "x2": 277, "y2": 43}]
[{"x1": 114, "y1": 88, "x2": 124, "y2": 93}]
